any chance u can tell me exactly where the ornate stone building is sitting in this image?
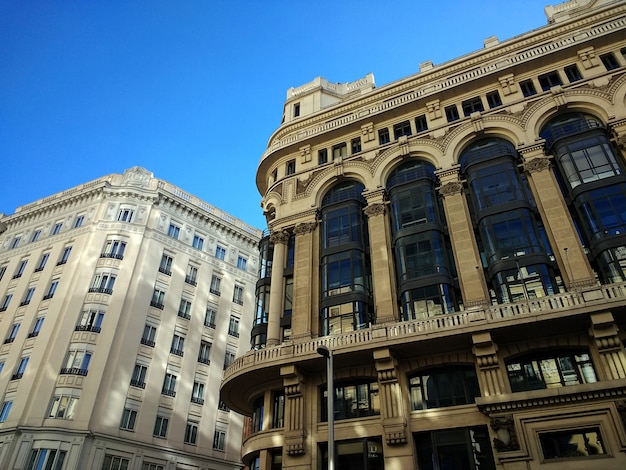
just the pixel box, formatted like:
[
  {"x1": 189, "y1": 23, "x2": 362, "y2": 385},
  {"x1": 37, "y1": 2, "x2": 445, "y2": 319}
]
[
  {"x1": 221, "y1": 1, "x2": 626, "y2": 469},
  {"x1": 0, "y1": 167, "x2": 261, "y2": 469}
]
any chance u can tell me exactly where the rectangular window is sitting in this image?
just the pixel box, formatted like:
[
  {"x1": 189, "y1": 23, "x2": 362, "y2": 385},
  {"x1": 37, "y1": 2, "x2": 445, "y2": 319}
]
[
  {"x1": 26, "y1": 449, "x2": 68, "y2": 470},
  {"x1": 5, "y1": 323, "x2": 19, "y2": 343},
  {"x1": 272, "y1": 392, "x2": 285, "y2": 428},
  {"x1": 215, "y1": 245, "x2": 226, "y2": 260},
  {"x1": 74, "y1": 215, "x2": 85, "y2": 228},
  {"x1": 178, "y1": 299, "x2": 192, "y2": 319},
  {"x1": 393, "y1": 120, "x2": 412, "y2": 139},
  {"x1": 120, "y1": 408, "x2": 137, "y2": 430},
  {"x1": 142, "y1": 324, "x2": 157, "y2": 347},
  {"x1": 213, "y1": 429, "x2": 226, "y2": 451},
  {"x1": 52, "y1": 222, "x2": 63, "y2": 235},
  {"x1": 286, "y1": 159, "x2": 296, "y2": 175},
  {"x1": 21, "y1": 287, "x2": 35, "y2": 306},
  {"x1": 218, "y1": 400, "x2": 230, "y2": 412},
  {"x1": 58, "y1": 246, "x2": 72, "y2": 265},
  {"x1": 0, "y1": 265, "x2": 6, "y2": 281},
  {"x1": 102, "y1": 239, "x2": 126, "y2": 259},
  {"x1": 228, "y1": 315, "x2": 240, "y2": 337},
  {"x1": 167, "y1": 223, "x2": 180, "y2": 239},
  {"x1": 89, "y1": 273, "x2": 115, "y2": 294},
  {"x1": 29, "y1": 316, "x2": 45, "y2": 337},
  {"x1": 351, "y1": 137, "x2": 362, "y2": 154},
  {"x1": 204, "y1": 307, "x2": 217, "y2": 328},
  {"x1": 61, "y1": 349, "x2": 92, "y2": 375},
  {"x1": 0, "y1": 401, "x2": 12, "y2": 422},
  {"x1": 185, "y1": 420, "x2": 199, "y2": 444},
  {"x1": 318, "y1": 148, "x2": 328, "y2": 165},
  {"x1": 153, "y1": 416, "x2": 169, "y2": 438},
  {"x1": 415, "y1": 114, "x2": 428, "y2": 132},
  {"x1": 101, "y1": 455, "x2": 130, "y2": 470},
  {"x1": 76, "y1": 308, "x2": 104, "y2": 333},
  {"x1": 415, "y1": 427, "x2": 494, "y2": 470},
  {"x1": 192, "y1": 381, "x2": 205, "y2": 404},
  {"x1": 35, "y1": 253, "x2": 49, "y2": 272},
  {"x1": 600, "y1": 52, "x2": 619, "y2": 70},
  {"x1": 332, "y1": 142, "x2": 347, "y2": 160},
  {"x1": 378, "y1": 128, "x2": 390, "y2": 145},
  {"x1": 141, "y1": 462, "x2": 164, "y2": 470},
  {"x1": 13, "y1": 260, "x2": 27, "y2": 278},
  {"x1": 48, "y1": 394, "x2": 78, "y2": 419},
  {"x1": 43, "y1": 280, "x2": 59, "y2": 299},
  {"x1": 210, "y1": 275, "x2": 222, "y2": 295},
  {"x1": 192, "y1": 234, "x2": 204, "y2": 250},
  {"x1": 224, "y1": 351, "x2": 236, "y2": 370},
  {"x1": 31, "y1": 230, "x2": 41, "y2": 242},
  {"x1": 538, "y1": 71, "x2": 563, "y2": 91},
  {"x1": 162, "y1": 373, "x2": 177, "y2": 396},
  {"x1": 445, "y1": 104, "x2": 460, "y2": 122},
  {"x1": 519, "y1": 79, "x2": 537, "y2": 97},
  {"x1": 131, "y1": 364, "x2": 148, "y2": 388},
  {"x1": 159, "y1": 254, "x2": 173, "y2": 275},
  {"x1": 12, "y1": 356, "x2": 29, "y2": 380},
  {"x1": 462, "y1": 97, "x2": 485, "y2": 116},
  {"x1": 151, "y1": 288, "x2": 166, "y2": 309},
  {"x1": 11, "y1": 236, "x2": 21, "y2": 249},
  {"x1": 233, "y1": 285, "x2": 244, "y2": 305},
  {"x1": 486, "y1": 90, "x2": 502, "y2": 108},
  {"x1": 539, "y1": 427, "x2": 605, "y2": 459},
  {"x1": 185, "y1": 265, "x2": 198, "y2": 286},
  {"x1": 293, "y1": 102, "x2": 300, "y2": 117},
  {"x1": 564, "y1": 64, "x2": 582, "y2": 82},
  {"x1": 1, "y1": 295, "x2": 13, "y2": 312},
  {"x1": 198, "y1": 340, "x2": 211, "y2": 364},
  {"x1": 170, "y1": 334, "x2": 185, "y2": 356},
  {"x1": 237, "y1": 256, "x2": 247, "y2": 271},
  {"x1": 117, "y1": 207, "x2": 135, "y2": 222}
]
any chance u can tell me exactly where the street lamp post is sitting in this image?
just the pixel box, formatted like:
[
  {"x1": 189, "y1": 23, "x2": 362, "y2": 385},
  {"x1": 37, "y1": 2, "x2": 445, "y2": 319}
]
[{"x1": 317, "y1": 344, "x2": 335, "y2": 470}]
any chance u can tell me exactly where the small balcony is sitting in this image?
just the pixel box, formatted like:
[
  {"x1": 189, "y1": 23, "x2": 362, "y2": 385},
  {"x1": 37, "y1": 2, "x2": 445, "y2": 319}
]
[
  {"x1": 88, "y1": 287, "x2": 113, "y2": 295},
  {"x1": 60, "y1": 367, "x2": 88, "y2": 376},
  {"x1": 150, "y1": 301, "x2": 164, "y2": 310},
  {"x1": 184, "y1": 276, "x2": 197, "y2": 286}
]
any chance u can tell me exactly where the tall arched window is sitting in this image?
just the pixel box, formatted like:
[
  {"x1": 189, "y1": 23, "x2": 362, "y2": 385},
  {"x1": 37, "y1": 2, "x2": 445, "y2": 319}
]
[
  {"x1": 386, "y1": 160, "x2": 460, "y2": 319},
  {"x1": 320, "y1": 180, "x2": 373, "y2": 335},
  {"x1": 460, "y1": 138, "x2": 559, "y2": 303},
  {"x1": 541, "y1": 112, "x2": 626, "y2": 282}
]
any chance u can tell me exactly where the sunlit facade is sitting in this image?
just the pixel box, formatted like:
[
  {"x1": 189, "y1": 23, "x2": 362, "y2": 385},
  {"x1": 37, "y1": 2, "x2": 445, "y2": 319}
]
[
  {"x1": 0, "y1": 167, "x2": 261, "y2": 470},
  {"x1": 222, "y1": 1, "x2": 626, "y2": 469}
]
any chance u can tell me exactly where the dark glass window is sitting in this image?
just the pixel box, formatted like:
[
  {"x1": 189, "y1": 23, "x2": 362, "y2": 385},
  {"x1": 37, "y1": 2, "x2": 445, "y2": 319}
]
[
  {"x1": 519, "y1": 79, "x2": 537, "y2": 97},
  {"x1": 564, "y1": 64, "x2": 582, "y2": 82},
  {"x1": 272, "y1": 392, "x2": 285, "y2": 428},
  {"x1": 486, "y1": 90, "x2": 502, "y2": 108},
  {"x1": 318, "y1": 148, "x2": 328, "y2": 164},
  {"x1": 320, "y1": 438, "x2": 383, "y2": 470},
  {"x1": 378, "y1": 128, "x2": 390, "y2": 145},
  {"x1": 321, "y1": 380, "x2": 379, "y2": 421},
  {"x1": 410, "y1": 367, "x2": 480, "y2": 410},
  {"x1": 393, "y1": 120, "x2": 412, "y2": 139},
  {"x1": 445, "y1": 104, "x2": 460, "y2": 122},
  {"x1": 251, "y1": 396, "x2": 264, "y2": 433},
  {"x1": 538, "y1": 71, "x2": 563, "y2": 91},
  {"x1": 461, "y1": 97, "x2": 484, "y2": 116},
  {"x1": 286, "y1": 159, "x2": 296, "y2": 175},
  {"x1": 415, "y1": 427, "x2": 495, "y2": 470},
  {"x1": 415, "y1": 114, "x2": 428, "y2": 132},
  {"x1": 540, "y1": 427, "x2": 605, "y2": 459},
  {"x1": 506, "y1": 351, "x2": 597, "y2": 392},
  {"x1": 351, "y1": 137, "x2": 362, "y2": 154},
  {"x1": 600, "y1": 52, "x2": 619, "y2": 71}
]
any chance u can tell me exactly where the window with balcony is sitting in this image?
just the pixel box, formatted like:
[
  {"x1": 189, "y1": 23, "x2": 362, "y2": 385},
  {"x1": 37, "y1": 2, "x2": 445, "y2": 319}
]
[
  {"x1": 0, "y1": 401, "x2": 12, "y2": 422},
  {"x1": 21, "y1": 287, "x2": 35, "y2": 306},
  {"x1": 0, "y1": 265, "x2": 6, "y2": 282},
  {"x1": 233, "y1": 284, "x2": 244, "y2": 305},
  {"x1": 170, "y1": 334, "x2": 185, "y2": 356},
  {"x1": 141, "y1": 324, "x2": 157, "y2": 347},
  {"x1": 185, "y1": 265, "x2": 198, "y2": 286},
  {"x1": 101, "y1": 239, "x2": 126, "y2": 259},
  {"x1": 204, "y1": 306, "x2": 217, "y2": 328},
  {"x1": 89, "y1": 272, "x2": 115, "y2": 294},
  {"x1": 12, "y1": 356, "x2": 28, "y2": 380},
  {"x1": 76, "y1": 308, "x2": 104, "y2": 333},
  {"x1": 228, "y1": 315, "x2": 240, "y2": 337},
  {"x1": 321, "y1": 380, "x2": 380, "y2": 421},
  {"x1": 131, "y1": 364, "x2": 147, "y2": 388},
  {"x1": 48, "y1": 394, "x2": 78, "y2": 419},
  {"x1": 151, "y1": 288, "x2": 165, "y2": 309},
  {"x1": 29, "y1": 316, "x2": 45, "y2": 337},
  {"x1": 13, "y1": 260, "x2": 27, "y2": 279},
  {"x1": 5, "y1": 323, "x2": 19, "y2": 343},
  {"x1": 61, "y1": 349, "x2": 92, "y2": 376},
  {"x1": 409, "y1": 366, "x2": 480, "y2": 410},
  {"x1": 0, "y1": 294, "x2": 13, "y2": 312},
  {"x1": 506, "y1": 350, "x2": 597, "y2": 391},
  {"x1": 43, "y1": 280, "x2": 59, "y2": 300},
  {"x1": 191, "y1": 381, "x2": 205, "y2": 404},
  {"x1": 198, "y1": 340, "x2": 211, "y2": 364},
  {"x1": 210, "y1": 275, "x2": 221, "y2": 295},
  {"x1": 178, "y1": 299, "x2": 192, "y2": 319},
  {"x1": 161, "y1": 373, "x2": 177, "y2": 397},
  {"x1": 57, "y1": 246, "x2": 72, "y2": 265},
  {"x1": 35, "y1": 253, "x2": 49, "y2": 272},
  {"x1": 159, "y1": 253, "x2": 173, "y2": 275}
]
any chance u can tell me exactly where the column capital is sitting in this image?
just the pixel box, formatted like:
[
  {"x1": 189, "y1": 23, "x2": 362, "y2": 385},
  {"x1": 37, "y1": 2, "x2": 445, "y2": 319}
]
[
  {"x1": 438, "y1": 181, "x2": 464, "y2": 197},
  {"x1": 294, "y1": 221, "x2": 317, "y2": 235},
  {"x1": 435, "y1": 164, "x2": 461, "y2": 183},
  {"x1": 269, "y1": 230, "x2": 291, "y2": 245}
]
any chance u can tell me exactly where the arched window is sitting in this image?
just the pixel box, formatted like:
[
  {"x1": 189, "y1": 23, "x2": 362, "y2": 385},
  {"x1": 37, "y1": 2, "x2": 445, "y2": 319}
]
[
  {"x1": 460, "y1": 138, "x2": 559, "y2": 303},
  {"x1": 386, "y1": 160, "x2": 460, "y2": 319},
  {"x1": 320, "y1": 180, "x2": 373, "y2": 335},
  {"x1": 541, "y1": 112, "x2": 626, "y2": 282}
]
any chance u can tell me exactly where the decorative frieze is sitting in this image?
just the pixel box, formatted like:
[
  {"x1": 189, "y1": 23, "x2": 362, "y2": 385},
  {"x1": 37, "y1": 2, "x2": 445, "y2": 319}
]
[
  {"x1": 523, "y1": 157, "x2": 551, "y2": 173},
  {"x1": 363, "y1": 203, "x2": 386, "y2": 218},
  {"x1": 438, "y1": 182, "x2": 464, "y2": 197}
]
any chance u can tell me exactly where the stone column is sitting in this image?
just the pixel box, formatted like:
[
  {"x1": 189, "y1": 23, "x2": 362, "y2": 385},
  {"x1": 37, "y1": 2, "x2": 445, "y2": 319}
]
[
  {"x1": 589, "y1": 311, "x2": 626, "y2": 381},
  {"x1": 436, "y1": 166, "x2": 490, "y2": 307},
  {"x1": 281, "y1": 365, "x2": 306, "y2": 457},
  {"x1": 519, "y1": 142, "x2": 596, "y2": 288},
  {"x1": 363, "y1": 188, "x2": 398, "y2": 323},
  {"x1": 291, "y1": 220, "x2": 317, "y2": 340},
  {"x1": 472, "y1": 332, "x2": 506, "y2": 396},
  {"x1": 267, "y1": 231, "x2": 289, "y2": 347}
]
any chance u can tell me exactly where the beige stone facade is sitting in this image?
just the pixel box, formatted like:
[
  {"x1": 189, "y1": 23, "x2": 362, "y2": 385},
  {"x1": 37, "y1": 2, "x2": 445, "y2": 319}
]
[
  {"x1": 0, "y1": 167, "x2": 261, "y2": 469},
  {"x1": 222, "y1": 1, "x2": 626, "y2": 469}
]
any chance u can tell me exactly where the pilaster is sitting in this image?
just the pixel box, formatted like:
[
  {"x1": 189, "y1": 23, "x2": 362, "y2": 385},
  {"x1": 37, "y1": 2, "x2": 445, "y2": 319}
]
[
  {"x1": 267, "y1": 230, "x2": 289, "y2": 346},
  {"x1": 281, "y1": 365, "x2": 306, "y2": 457},
  {"x1": 589, "y1": 312, "x2": 626, "y2": 381},
  {"x1": 472, "y1": 332, "x2": 506, "y2": 396},
  {"x1": 291, "y1": 219, "x2": 317, "y2": 340}
]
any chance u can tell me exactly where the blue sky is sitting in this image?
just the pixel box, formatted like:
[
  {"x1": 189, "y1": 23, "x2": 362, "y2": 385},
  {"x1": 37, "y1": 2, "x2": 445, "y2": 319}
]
[{"x1": 1, "y1": 0, "x2": 551, "y2": 229}]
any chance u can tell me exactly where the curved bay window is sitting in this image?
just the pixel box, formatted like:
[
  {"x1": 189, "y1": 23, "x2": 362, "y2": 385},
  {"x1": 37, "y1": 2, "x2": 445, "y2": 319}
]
[
  {"x1": 541, "y1": 112, "x2": 626, "y2": 282},
  {"x1": 320, "y1": 180, "x2": 373, "y2": 335},
  {"x1": 409, "y1": 366, "x2": 481, "y2": 410},
  {"x1": 251, "y1": 234, "x2": 272, "y2": 349},
  {"x1": 506, "y1": 350, "x2": 597, "y2": 392},
  {"x1": 460, "y1": 138, "x2": 559, "y2": 303},
  {"x1": 386, "y1": 160, "x2": 460, "y2": 319}
]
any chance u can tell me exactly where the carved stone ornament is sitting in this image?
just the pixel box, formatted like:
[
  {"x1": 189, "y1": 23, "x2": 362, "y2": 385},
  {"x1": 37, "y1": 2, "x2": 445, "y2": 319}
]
[
  {"x1": 294, "y1": 221, "x2": 317, "y2": 235},
  {"x1": 524, "y1": 157, "x2": 551, "y2": 173},
  {"x1": 490, "y1": 415, "x2": 520, "y2": 452},
  {"x1": 269, "y1": 230, "x2": 291, "y2": 245},
  {"x1": 364, "y1": 203, "x2": 386, "y2": 217},
  {"x1": 438, "y1": 182, "x2": 464, "y2": 197},
  {"x1": 123, "y1": 166, "x2": 152, "y2": 187}
]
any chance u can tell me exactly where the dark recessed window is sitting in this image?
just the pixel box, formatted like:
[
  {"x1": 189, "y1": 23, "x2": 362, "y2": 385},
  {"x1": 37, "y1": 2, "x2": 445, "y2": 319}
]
[
  {"x1": 351, "y1": 137, "x2": 361, "y2": 154},
  {"x1": 393, "y1": 120, "x2": 412, "y2": 139},
  {"x1": 519, "y1": 79, "x2": 537, "y2": 97},
  {"x1": 600, "y1": 52, "x2": 619, "y2": 71},
  {"x1": 461, "y1": 97, "x2": 484, "y2": 116},
  {"x1": 293, "y1": 102, "x2": 300, "y2": 117},
  {"x1": 445, "y1": 105, "x2": 460, "y2": 122},
  {"x1": 286, "y1": 159, "x2": 296, "y2": 175},
  {"x1": 318, "y1": 148, "x2": 328, "y2": 165},
  {"x1": 332, "y1": 142, "x2": 347, "y2": 160},
  {"x1": 540, "y1": 427, "x2": 605, "y2": 459},
  {"x1": 415, "y1": 114, "x2": 428, "y2": 132},
  {"x1": 410, "y1": 367, "x2": 480, "y2": 410},
  {"x1": 486, "y1": 90, "x2": 502, "y2": 108},
  {"x1": 564, "y1": 64, "x2": 582, "y2": 82},
  {"x1": 378, "y1": 128, "x2": 390, "y2": 145},
  {"x1": 538, "y1": 71, "x2": 563, "y2": 91}
]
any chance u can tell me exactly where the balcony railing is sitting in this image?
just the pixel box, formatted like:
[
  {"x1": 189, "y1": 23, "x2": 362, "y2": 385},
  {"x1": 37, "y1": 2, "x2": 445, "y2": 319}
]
[
  {"x1": 141, "y1": 338, "x2": 155, "y2": 347},
  {"x1": 224, "y1": 281, "x2": 626, "y2": 381},
  {"x1": 184, "y1": 276, "x2": 197, "y2": 286},
  {"x1": 60, "y1": 367, "x2": 88, "y2": 376},
  {"x1": 75, "y1": 325, "x2": 101, "y2": 333},
  {"x1": 150, "y1": 301, "x2": 164, "y2": 310},
  {"x1": 130, "y1": 379, "x2": 146, "y2": 389},
  {"x1": 88, "y1": 287, "x2": 113, "y2": 295}
]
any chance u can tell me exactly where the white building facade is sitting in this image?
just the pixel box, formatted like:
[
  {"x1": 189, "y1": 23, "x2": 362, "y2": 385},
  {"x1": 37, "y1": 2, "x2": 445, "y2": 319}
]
[{"x1": 0, "y1": 167, "x2": 261, "y2": 470}]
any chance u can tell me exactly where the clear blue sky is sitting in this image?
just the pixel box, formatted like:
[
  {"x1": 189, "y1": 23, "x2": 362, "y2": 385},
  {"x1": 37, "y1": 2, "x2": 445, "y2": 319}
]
[{"x1": 1, "y1": 0, "x2": 551, "y2": 229}]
